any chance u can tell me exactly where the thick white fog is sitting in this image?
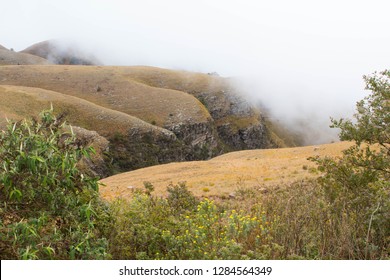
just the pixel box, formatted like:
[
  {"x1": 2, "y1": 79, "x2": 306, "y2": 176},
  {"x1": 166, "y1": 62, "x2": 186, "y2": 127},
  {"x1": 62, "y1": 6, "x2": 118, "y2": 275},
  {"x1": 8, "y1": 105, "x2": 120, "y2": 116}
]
[{"x1": 1, "y1": 0, "x2": 390, "y2": 144}]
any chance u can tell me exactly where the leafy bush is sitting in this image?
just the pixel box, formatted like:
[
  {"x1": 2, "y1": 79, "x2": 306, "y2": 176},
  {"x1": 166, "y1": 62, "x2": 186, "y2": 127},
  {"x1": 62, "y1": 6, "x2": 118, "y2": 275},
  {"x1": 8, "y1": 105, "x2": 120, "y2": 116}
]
[
  {"x1": 0, "y1": 108, "x2": 110, "y2": 259},
  {"x1": 161, "y1": 199, "x2": 275, "y2": 260},
  {"x1": 108, "y1": 183, "x2": 275, "y2": 260},
  {"x1": 310, "y1": 70, "x2": 389, "y2": 259},
  {"x1": 109, "y1": 193, "x2": 175, "y2": 259},
  {"x1": 166, "y1": 182, "x2": 199, "y2": 216}
]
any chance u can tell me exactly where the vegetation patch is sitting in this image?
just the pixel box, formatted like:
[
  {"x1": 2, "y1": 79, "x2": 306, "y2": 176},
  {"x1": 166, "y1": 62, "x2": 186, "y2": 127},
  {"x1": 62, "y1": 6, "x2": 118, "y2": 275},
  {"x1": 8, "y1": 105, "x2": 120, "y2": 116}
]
[
  {"x1": 0, "y1": 109, "x2": 109, "y2": 259},
  {"x1": 0, "y1": 69, "x2": 388, "y2": 260}
]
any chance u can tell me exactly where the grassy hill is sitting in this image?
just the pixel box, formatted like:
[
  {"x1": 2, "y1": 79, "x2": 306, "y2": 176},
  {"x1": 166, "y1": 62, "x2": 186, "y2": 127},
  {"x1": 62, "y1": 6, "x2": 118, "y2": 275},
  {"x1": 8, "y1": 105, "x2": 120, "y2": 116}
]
[
  {"x1": 0, "y1": 65, "x2": 212, "y2": 127},
  {"x1": 0, "y1": 63, "x2": 294, "y2": 174},
  {"x1": 21, "y1": 40, "x2": 100, "y2": 65},
  {"x1": 0, "y1": 48, "x2": 52, "y2": 65},
  {"x1": 100, "y1": 141, "x2": 352, "y2": 200},
  {"x1": 0, "y1": 85, "x2": 174, "y2": 136}
]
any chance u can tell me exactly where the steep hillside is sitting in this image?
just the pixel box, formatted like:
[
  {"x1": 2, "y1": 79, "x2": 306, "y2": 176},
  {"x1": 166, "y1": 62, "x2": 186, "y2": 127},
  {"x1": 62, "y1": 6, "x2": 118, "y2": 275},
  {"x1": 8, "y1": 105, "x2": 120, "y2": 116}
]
[
  {"x1": 0, "y1": 51, "x2": 299, "y2": 176},
  {"x1": 0, "y1": 85, "x2": 188, "y2": 173},
  {"x1": 0, "y1": 65, "x2": 222, "y2": 165},
  {"x1": 0, "y1": 65, "x2": 285, "y2": 147},
  {"x1": 0, "y1": 85, "x2": 175, "y2": 137},
  {"x1": 100, "y1": 141, "x2": 352, "y2": 200},
  {"x1": 117, "y1": 66, "x2": 285, "y2": 149}
]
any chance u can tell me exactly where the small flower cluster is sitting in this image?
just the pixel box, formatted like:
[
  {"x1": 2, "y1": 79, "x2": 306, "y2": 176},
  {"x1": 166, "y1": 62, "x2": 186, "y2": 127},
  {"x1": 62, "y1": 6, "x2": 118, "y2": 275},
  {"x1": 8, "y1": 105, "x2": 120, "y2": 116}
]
[{"x1": 161, "y1": 199, "x2": 273, "y2": 259}]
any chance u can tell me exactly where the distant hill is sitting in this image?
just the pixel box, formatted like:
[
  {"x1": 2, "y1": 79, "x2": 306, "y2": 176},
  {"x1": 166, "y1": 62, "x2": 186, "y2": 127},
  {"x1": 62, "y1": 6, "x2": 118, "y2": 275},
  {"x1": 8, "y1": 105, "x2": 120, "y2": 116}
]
[
  {"x1": 0, "y1": 48, "x2": 52, "y2": 65},
  {"x1": 21, "y1": 40, "x2": 100, "y2": 65},
  {"x1": 0, "y1": 84, "x2": 183, "y2": 175},
  {"x1": 0, "y1": 40, "x2": 301, "y2": 177}
]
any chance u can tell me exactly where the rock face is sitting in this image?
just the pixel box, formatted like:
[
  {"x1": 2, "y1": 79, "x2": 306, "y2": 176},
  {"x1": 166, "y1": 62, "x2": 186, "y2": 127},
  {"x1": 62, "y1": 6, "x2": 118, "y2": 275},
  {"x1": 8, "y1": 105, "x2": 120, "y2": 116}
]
[
  {"x1": 108, "y1": 126, "x2": 180, "y2": 171},
  {"x1": 108, "y1": 121, "x2": 221, "y2": 172},
  {"x1": 187, "y1": 87, "x2": 279, "y2": 151},
  {"x1": 217, "y1": 122, "x2": 273, "y2": 150},
  {"x1": 167, "y1": 121, "x2": 220, "y2": 159},
  {"x1": 71, "y1": 126, "x2": 111, "y2": 178},
  {"x1": 119, "y1": 66, "x2": 282, "y2": 151}
]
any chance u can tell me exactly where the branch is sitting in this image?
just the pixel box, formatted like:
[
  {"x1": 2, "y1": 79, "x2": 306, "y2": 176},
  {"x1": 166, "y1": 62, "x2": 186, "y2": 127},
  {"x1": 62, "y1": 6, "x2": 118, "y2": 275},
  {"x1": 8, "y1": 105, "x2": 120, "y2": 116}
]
[{"x1": 365, "y1": 201, "x2": 381, "y2": 259}]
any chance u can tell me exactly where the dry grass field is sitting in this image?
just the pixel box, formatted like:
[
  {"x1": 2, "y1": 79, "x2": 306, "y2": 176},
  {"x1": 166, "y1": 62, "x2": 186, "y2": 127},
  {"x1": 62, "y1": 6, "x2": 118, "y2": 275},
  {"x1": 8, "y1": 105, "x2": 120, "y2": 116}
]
[
  {"x1": 100, "y1": 141, "x2": 352, "y2": 200},
  {"x1": 0, "y1": 65, "x2": 211, "y2": 127},
  {"x1": 0, "y1": 85, "x2": 171, "y2": 137},
  {"x1": 0, "y1": 49, "x2": 52, "y2": 65}
]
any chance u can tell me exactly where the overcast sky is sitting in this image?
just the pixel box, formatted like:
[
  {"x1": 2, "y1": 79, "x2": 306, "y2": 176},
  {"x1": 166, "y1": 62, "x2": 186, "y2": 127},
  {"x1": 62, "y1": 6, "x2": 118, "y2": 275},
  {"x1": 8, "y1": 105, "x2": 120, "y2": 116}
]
[{"x1": 1, "y1": 0, "x2": 389, "y2": 143}]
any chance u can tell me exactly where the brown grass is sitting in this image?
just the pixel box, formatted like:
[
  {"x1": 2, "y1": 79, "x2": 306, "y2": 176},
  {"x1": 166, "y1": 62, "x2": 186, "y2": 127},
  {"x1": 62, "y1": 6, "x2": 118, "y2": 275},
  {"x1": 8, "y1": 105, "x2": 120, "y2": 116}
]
[
  {"x1": 0, "y1": 85, "x2": 171, "y2": 137},
  {"x1": 100, "y1": 141, "x2": 352, "y2": 200},
  {"x1": 0, "y1": 65, "x2": 211, "y2": 127},
  {"x1": 116, "y1": 66, "x2": 228, "y2": 93},
  {"x1": 0, "y1": 49, "x2": 52, "y2": 65}
]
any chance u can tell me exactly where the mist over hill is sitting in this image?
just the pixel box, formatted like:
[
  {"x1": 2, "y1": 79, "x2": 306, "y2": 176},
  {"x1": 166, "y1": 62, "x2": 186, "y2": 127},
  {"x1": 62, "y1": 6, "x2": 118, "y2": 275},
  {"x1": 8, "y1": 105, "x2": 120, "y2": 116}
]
[
  {"x1": 0, "y1": 46, "x2": 52, "y2": 65},
  {"x1": 21, "y1": 40, "x2": 101, "y2": 65},
  {"x1": 1, "y1": 41, "x2": 308, "y2": 177}
]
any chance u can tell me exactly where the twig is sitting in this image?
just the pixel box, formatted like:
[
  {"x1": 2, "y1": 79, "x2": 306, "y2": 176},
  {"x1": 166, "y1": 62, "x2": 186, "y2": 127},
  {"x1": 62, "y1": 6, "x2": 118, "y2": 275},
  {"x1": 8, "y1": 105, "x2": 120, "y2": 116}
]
[{"x1": 365, "y1": 200, "x2": 381, "y2": 259}]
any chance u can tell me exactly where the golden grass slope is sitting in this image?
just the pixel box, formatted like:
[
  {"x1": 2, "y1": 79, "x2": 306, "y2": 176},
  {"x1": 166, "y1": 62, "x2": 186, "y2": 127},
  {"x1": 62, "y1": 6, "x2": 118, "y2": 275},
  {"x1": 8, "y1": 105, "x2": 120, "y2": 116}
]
[
  {"x1": 116, "y1": 66, "x2": 228, "y2": 93},
  {"x1": 0, "y1": 85, "x2": 174, "y2": 138},
  {"x1": 100, "y1": 141, "x2": 352, "y2": 200},
  {"x1": 0, "y1": 49, "x2": 52, "y2": 65},
  {"x1": 115, "y1": 66, "x2": 285, "y2": 146},
  {"x1": 0, "y1": 65, "x2": 211, "y2": 127}
]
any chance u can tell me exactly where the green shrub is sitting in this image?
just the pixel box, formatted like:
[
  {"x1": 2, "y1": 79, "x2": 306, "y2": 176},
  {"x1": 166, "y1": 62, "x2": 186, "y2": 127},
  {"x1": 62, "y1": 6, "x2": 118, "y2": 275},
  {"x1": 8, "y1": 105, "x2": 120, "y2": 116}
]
[
  {"x1": 108, "y1": 183, "x2": 274, "y2": 260},
  {"x1": 161, "y1": 199, "x2": 274, "y2": 260},
  {"x1": 310, "y1": 70, "x2": 390, "y2": 259},
  {"x1": 109, "y1": 194, "x2": 175, "y2": 259},
  {"x1": 0, "y1": 108, "x2": 109, "y2": 259},
  {"x1": 166, "y1": 182, "x2": 199, "y2": 216}
]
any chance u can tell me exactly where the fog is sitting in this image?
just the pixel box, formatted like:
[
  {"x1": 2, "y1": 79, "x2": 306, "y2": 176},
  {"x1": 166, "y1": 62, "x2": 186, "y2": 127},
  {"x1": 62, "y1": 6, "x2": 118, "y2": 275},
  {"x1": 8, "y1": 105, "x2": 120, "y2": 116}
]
[{"x1": 1, "y1": 0, "x2": 390, "y2": 144}]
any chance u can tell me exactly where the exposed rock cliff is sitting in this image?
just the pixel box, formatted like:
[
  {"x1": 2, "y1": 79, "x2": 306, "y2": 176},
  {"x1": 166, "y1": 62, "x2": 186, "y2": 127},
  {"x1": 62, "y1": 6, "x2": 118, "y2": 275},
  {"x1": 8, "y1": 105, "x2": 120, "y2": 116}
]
[
  {"x1": 0, "y1": 63, "x2": 291, "y2": 177},
  {"x1": 72, "y1": 126, "x2": 111, "y2": 178}
]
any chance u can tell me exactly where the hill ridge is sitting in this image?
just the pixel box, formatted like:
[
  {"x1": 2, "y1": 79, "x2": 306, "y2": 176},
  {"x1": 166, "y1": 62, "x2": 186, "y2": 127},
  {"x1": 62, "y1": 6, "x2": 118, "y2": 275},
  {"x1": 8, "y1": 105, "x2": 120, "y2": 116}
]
[{"x1": 0, "y1": 61, "x2": 297, "y2": 176}]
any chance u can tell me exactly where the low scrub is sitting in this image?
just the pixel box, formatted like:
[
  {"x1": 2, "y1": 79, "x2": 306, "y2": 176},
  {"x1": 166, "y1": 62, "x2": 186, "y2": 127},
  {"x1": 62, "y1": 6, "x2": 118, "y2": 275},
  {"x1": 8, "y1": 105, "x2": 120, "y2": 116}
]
[
  {"x1": 0, "y1": 108, "x2": 110, "y2": 259},
  {"x1": 109, "y1": 183, "x2": 276, "y2": 260}
]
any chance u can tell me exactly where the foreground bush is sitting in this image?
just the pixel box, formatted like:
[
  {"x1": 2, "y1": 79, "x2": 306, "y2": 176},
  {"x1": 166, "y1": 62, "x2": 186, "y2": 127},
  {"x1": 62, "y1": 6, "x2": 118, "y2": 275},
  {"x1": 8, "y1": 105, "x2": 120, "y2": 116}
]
[
  {"x1": 0, "y1": 109, "x2": 109, "y2": 259},
  {"x1": 310, "y1": 70, "x2": 389, "y2": 259},
  {"x1": 109, "y1": 183, "x2": 276, "y2": 260}
]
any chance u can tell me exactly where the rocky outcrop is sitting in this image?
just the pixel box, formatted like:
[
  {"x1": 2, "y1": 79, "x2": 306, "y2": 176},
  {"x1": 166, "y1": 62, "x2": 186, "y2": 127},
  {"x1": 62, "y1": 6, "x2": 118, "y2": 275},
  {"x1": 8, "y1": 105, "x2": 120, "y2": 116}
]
[
  {"x1": 167, "y1": 121, "x2": 220, "y2": 159},
  {"x1": 108, "y1": 126, "x2": 181, "y2": 172},
  {"x1": 71, "y1": 126, "x2": 111, "y2": 178},
  {"x1": 108, "y1": 121, "x2": 221, "y2": 172},
  {"x1": 192, "y1": 88, "x2": 278, "y2": 151},
  {"x1": 120, "y1": 66, "x2": 283, "y2": 151},
  {"x1": 217, "y1": 121, "x2": 274, "y2": 150}
]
